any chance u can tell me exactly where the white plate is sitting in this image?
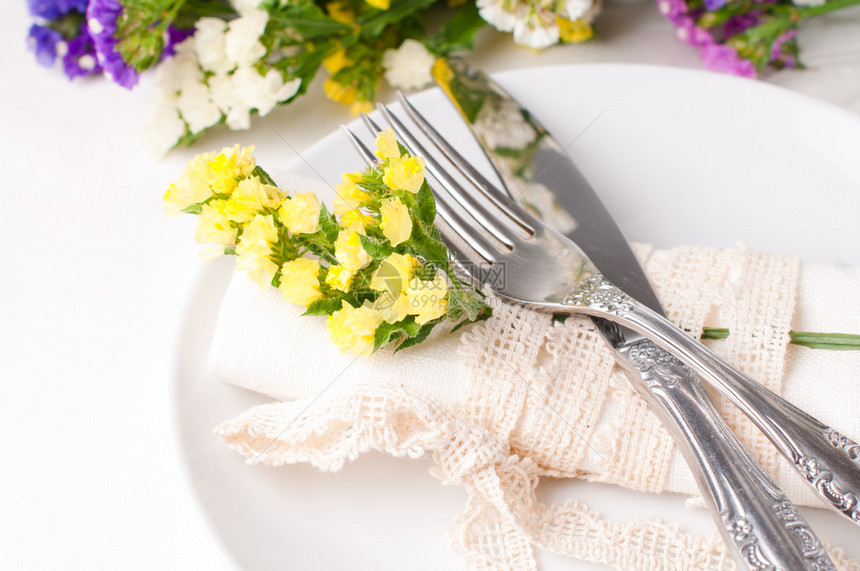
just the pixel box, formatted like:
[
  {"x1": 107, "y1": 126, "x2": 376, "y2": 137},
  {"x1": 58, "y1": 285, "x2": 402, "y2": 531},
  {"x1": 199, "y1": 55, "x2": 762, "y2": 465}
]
[{"x1": 174, "y1": 64, "x2": 860, "y2": 570}]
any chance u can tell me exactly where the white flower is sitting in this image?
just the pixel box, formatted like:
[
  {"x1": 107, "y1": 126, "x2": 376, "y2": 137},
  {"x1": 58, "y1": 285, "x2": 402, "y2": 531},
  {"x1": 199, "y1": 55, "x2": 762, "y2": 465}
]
[
  {"x1": 381, "y1": 39, "x2": 436, "y2": 90},
  {"x1": 177, "y1": 82, "x2": 222, "y2": 133},
  {"x1": 565, "y1": 0, "x2": 592, "y2": 20},
  {"x1": 231, "y1": 0, "x2": 262, "y2": 15},
  {"x1": 146, "y1": 94, "x2": 186, "y2": 157},
  {"x1": 208, "y1": 72, "x2": 251, "y2": 130},
  {"x1": 207, "y1": 73, "x2": 235, "y2": 111},
  {"x1": 225, "y1": 10, "x2": 268, "y2": 68},
  {"x1": 195, "y1": 17, "x2": 231, "y2": 74},
  {"x1": 207, "y1": 67, "x2": 301, "y2": 130},
  {"x1": 155, "y1": 40, "x2": 202, "y2": 93},
  {"x1": 477, "y1": 0, "x2": 520, "y2": 32},
  {"x1": 513, "y1": 10, "x2": 559, "y2": 49},
  {"x1": 233, "y1": 67, "x2": 302, "y2": 115}
]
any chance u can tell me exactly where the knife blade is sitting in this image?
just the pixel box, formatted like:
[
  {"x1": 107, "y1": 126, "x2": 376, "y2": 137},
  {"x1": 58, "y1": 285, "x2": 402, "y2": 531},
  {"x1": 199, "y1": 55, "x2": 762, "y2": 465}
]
[{"x1": 430, "y1": 57, "x2": 834, "y2": 570}]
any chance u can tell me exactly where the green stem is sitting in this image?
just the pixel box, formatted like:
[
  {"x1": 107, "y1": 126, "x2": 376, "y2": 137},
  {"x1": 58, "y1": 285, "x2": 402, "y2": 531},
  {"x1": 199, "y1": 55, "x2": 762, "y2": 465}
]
[
  {"x1": 794, "y1": 0, "x2": 860, "y2": 19},
  {"x1": 701, "y1": 328, "x2": 860, "y2": 351}
]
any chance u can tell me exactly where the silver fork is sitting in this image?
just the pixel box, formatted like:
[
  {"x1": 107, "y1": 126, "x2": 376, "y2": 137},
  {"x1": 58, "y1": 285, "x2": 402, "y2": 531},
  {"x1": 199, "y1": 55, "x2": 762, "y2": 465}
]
[
  {"x1": 383, "y1": 95, "x2": 860, "y2": 533},
  {"x1": 343, "y1": 107, "x2": 840, "y2": 570}
]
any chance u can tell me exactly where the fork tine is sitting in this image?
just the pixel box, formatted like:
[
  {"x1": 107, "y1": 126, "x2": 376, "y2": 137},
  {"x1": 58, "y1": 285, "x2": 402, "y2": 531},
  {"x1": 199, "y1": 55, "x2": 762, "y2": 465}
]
[
  {"x1": 437, "y1": 226, "x2": 485, "y2": 289},
  {"x1": 341, "y1": 125, "x2": 376, "y2": 165},
  {"x1": 396, "y1": 92, "x2": 536, "y2": 233},
  {"x1": 356, "y1": 113, "x2": 498, "y2": 262},
  {"x1": 376, "y1": 103, "x2": 518, "y2": 249},
  {"x1": 359, "y1": 113, "x2": 386, "y2": 150},
  {"x1": 348, "y1": 121, "x2": 485, "y2": 283},
  {"x1": 433, "y1": 192, "x2": 498, "y2": 263}
]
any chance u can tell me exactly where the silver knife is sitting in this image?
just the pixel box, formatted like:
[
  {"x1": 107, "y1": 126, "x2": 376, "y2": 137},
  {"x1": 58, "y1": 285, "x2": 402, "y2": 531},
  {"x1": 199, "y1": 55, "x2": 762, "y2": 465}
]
[{"x1": 432, "y1": 57, "x2": 835, "y2": 570}]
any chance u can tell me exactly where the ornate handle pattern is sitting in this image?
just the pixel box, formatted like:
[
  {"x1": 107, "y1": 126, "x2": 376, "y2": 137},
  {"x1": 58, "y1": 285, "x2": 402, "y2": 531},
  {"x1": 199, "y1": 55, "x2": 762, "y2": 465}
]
[
  {"x1": 616, "y1": 339, "x2": 832, "y2": 570},
  {"x1": 565, "y1": 274, "x2": 860, "y2": 528}
]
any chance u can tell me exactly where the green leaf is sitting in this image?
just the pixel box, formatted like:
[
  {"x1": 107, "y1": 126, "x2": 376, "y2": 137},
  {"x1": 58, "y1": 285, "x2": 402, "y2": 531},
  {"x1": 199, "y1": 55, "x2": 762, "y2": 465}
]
[
  {"x1": 265, "y1": 2, "x2": 353, "y2": 40},
  {"x1": 426, "y1": 3, "x2": 487, "y2": 56},
  {"x1": 252, "y1": 165, "x2": 278, "y2": 187},
  {"x1": 404, "y1": 220, "x2": 449, "y2": 267},
  {"x1": 358, "y1": 0, "x2": 437, "y2": 37},
  {"x1": 450, "y1": 305, "x2": 491, "y2": 332},
  {"x1": 373, "y1": 320, "x2": 407, "y2": 351},
  {"x1": 182, "y1": 203, "x2": 203, "y2": 215},
  {"x1": 303, "y1": 297, "x2": 344, "y2": 316},
  {"x1": 446, "y1": 283, "x2": 491, "y2": 323},
  {"x1": 413, "y1": 183, "x2": 437, "y2": 227},
  {"x1": 394, "y1": 320, "x2": 438, "y2": 352},
  {"x1": 359, "y1": 234, "x2": 394, "y2": 259},
  {"x1": 318, "y1": 204, "x2": 340, "y2": 242}
]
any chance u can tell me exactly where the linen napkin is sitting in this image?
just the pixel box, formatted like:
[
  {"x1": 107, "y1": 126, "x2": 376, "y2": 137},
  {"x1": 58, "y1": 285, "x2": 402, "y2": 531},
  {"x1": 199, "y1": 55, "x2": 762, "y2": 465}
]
[{"x1": 209, "y1": 172, "x2": 860, "y2": 570}]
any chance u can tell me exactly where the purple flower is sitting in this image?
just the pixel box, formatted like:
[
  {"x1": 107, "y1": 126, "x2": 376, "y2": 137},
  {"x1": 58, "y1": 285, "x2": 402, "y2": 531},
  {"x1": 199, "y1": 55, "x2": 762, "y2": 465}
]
[
  {"x1": 672, "y1": 15, "x2": 713, "y2": 47},
  {"x1": 87, "y1": 0, "x2": 139, "y2": 89},
  {"x1": 28, "y1": 0, "x2": 88, "y2": 20},
  {"x1": 28, "y1": 23, "x2": 62, "y2": 66},
  {"x1": 61, "y1": 30, "x2": 101, "y2": 79},
  {"x1": 703, "y1": 0, "x2": 727, "y2": 11},
  {"x1": 723, "y1": 13, "x2": 761, "y2": 37},
  {"x1": 700, "y1": 44, "x2": 756, "y2": 78},
  {"x1": 656, "y1": 0, "x2": 688, "y2": 19},
  {"x1": 163, "y1": 26, "x2": 195, "y2": 58},
  {"x1": 771, "y1": 29, "x2": 798, "y2": 68}
]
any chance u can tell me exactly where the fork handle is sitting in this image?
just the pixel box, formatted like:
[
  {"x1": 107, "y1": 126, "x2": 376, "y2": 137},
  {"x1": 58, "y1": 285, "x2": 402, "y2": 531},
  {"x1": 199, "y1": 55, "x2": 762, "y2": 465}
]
[
  {"x1": 567, "y1": 274, "x2": 860, "y2": 530},
  {"x1": 615, "y1": 339, "x2": 831, "y2": 570}
]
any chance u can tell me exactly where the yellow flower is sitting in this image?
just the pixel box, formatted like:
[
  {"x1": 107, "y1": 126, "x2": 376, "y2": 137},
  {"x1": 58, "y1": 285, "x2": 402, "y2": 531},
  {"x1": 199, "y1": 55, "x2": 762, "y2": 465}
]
[
  {"x1": 235, "y1": 214, "x2": 279, "y2": 287},
  {"x1": 379, "y1": 197, "x2": 412, "y2": 246},
  {"x1": 325, "y1": 1, "x2": 354, "y2": 24},
  {"x1": 557, "y1": 18, "x2": 593, "y2": 43},
  {"x1": 372, "y1": 291, "x2": 411, "y2": 325},
  {"x1": 163, "y1": 145, "x2": 257, "y2": 216},
  {"x1": 333, "y1": 173, "x2": 371, "y2": 215},
  {"x1": 351, "y1": 100, "x2": 374, "y2": 116},
  {"x1": 370, "y1": 253, "x2": 417, "y2": 323},
  {"x1": 383, "y1": 155, "x2": 426, "y2": 193},
  {"x1": 207, "y1": 144, "x2": 257, "y2": 194},
  {"x1": 323, "y1": 49, "x2": 349, "y2": 73},
  {"x1": 226, "y1": 176, "x2": 287, "y2": 224},
  {"x1": 364, "y1": 0, "x2": 390, "y2": 9},
  {"x1": 278, "y1": 192, "x2": 321, "y2": 234},
  {"x1": 407, "y1": 270, "x2": 448, "y2": 324},
  {"x1": 163, "y1": 156, "x2": 215, "y2": 216},
  {"x1": 334, "y1": 222, "x2": 372, "y2": 270},
  {"x1": 195, "y1": 199, "x2": 236, "y2": 249},
  {"x1": 338, "y1": 208, "x2": 374, "y2": 229},
  {"x1": 325, "y1": 264, "x2": 355, "y2": 292},
  {"x1": 324, "y1": 77, "x2": 357, "y2": 105},
  {"x1": 375, "y1": 127, "x2": 401, "y2": 160},
  {"x1": 279, "y1": 258, "x2": 323, "y2": 307},
  {"x1": 164, "y1": 177, "x2": 210, "y2": 217},
  {"x1": 327, "y1": 300, "x2": 383, "y2": 355}
]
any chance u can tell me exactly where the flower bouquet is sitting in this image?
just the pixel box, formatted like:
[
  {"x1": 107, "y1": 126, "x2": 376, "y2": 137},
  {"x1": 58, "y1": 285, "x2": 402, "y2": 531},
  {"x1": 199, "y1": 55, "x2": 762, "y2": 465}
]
[
  {"x1": 27, "y1": 0, "x2": 599, "y2": 153},
  {"x1": 25, "y1": 0, "x2": 860, "y2": 152},
  {"x1": 164, "y1": 128, "x2": 491, "y2": 354}
]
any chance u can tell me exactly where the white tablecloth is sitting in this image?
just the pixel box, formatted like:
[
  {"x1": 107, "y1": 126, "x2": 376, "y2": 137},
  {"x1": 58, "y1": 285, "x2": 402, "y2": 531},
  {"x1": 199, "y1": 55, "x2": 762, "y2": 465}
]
[{"x1": 2, "y1": 0, "x2": 859, "y2": 568}]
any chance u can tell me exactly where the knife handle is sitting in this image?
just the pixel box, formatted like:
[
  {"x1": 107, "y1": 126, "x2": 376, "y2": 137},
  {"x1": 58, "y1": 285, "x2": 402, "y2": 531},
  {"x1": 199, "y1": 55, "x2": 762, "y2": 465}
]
[
  {"x1": 566, "y1": 274, "x2": 859, "y2": 532},
  {"x1": 615, "y1": 339, "x2": 832, "y2": 571}
]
